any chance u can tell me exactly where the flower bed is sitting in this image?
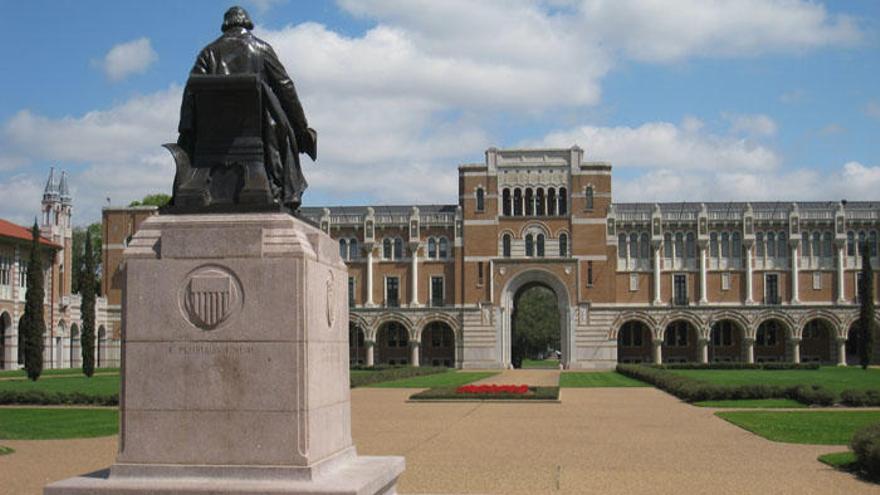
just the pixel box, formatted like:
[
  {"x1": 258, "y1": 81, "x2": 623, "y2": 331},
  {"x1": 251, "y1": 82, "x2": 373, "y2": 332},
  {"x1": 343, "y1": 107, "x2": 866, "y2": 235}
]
[
  {"x1": 456, "y1": 384, "x2": 529, "y2": 395},
  {"x1": 409, "y1": 386, "x2": 559, "y2": 401}
]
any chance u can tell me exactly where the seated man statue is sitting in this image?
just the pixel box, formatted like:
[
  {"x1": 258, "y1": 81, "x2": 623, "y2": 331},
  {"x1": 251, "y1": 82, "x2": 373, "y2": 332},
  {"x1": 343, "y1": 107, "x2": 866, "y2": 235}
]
[{"x1": 167, "y1": 5, "x2": 317, "y2": 212}]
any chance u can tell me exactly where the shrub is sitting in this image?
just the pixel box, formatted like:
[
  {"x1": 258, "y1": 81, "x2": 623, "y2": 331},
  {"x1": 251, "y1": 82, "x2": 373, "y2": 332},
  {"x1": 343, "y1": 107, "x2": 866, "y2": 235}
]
[
  {"x1": 410, "y1": 386, "x2": 559, "y2": 401},
  {"x1": 349, "y1": 366, "x2": 447, "y2": 388},
  {"x1": 0, "y1": 389, "x2": 117, "y2": 406},
  {"x1": 842, "y1": 389, "x2": 880, "y2": 407},
  {"x1": 654, "y1": 362, "x2": 820, "y2": 370},
  {"x1": 788, "y1": 385, "x2": 835, "y2": 407},
  {"x1": 850, "y1": 422, "x2": 880, "y2": 479}
]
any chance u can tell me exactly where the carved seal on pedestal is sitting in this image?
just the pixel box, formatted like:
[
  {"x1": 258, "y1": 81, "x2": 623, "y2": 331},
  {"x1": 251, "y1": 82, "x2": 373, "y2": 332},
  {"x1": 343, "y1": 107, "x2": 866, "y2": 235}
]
[{"x1": 179, "y1": 265, "x2": 243, "y2": 330}]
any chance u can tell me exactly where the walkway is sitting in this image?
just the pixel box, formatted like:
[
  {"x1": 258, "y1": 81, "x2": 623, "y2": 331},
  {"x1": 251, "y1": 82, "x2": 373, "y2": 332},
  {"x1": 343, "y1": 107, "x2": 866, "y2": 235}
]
[
  {"x1": 471, "y1": 368, "x2": 561, "y2": 387},
  {"x1": 4, "y1": 387, "x2": 876, "y2": 494}
]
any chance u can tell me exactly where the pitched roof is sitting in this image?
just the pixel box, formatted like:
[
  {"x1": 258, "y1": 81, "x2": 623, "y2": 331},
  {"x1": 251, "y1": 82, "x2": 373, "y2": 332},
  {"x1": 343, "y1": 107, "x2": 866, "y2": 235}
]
[{"x1": 0, "y1": 219, "x2": 61, "y2": 248}]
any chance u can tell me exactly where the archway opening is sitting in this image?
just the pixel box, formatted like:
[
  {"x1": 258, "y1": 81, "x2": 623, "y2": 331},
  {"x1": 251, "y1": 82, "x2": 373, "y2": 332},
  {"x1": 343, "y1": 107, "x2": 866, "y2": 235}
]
[
  {"x1": 801, "y1": 319, "x2": 834, "y2": 364},
  {"x1": 421, "y1": 321, "x2": 455, "y2": 368},
  {"x1": 376, "y1": 321, "x2": 409, "y2": 366},
  {"x1": 511, "y1": 283, "x2": 560, "y2": 368},
  {"x1": 0, "y1": 312, "x2": 10, "y2": 370},
  {"x1": 349, "y1": 323, "x2": 366, "y2": 366},
  {"x1": 70, "y1": 324, "x2": 80, "y2": 369},
  {"x1": 617, "y1": 320, "x2": 651, "y2": 364},
  {"x1": 847, "y1": 319, "x2": 880, "y2": 365},
  {"x1": 709, "y1": 320, "x2": 744, "y2": 362},
  {"x1": 755, "y1": 319, "x2": 787, "y2": 363},
  {"x1": 662, "y1": 320, "x2": 699, "y2": 363}
]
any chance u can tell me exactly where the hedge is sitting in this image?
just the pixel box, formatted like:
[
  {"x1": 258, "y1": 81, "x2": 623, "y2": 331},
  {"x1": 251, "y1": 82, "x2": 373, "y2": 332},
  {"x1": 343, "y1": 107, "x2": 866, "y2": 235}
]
[
  {"x1": 410, "y1": 386, "x2": 560, "y2": 401},
  {"x1": 349, "y1": 366, "x2": 448, "y2": 388},
  {"x1": 616, "y1": 364, "x2": 836, "y2": 406},
  {"x1": 651, "y1": 363, "x2": 820, "y2": 370},
  {"x1": 842, "y1": 389, "x2": 880, "y2": 407},
  {"x1": 851, "y1": 422, "x2": 880, "y2": 479},
  {"x1": 0, "y1": 390, "x2": 118, "y2": 406}
]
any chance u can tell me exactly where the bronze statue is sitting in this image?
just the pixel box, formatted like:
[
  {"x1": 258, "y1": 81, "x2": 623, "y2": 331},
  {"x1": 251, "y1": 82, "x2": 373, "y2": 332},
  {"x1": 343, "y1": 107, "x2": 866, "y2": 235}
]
[{"x1": 165, "y1": 6, "x2": 317, "y2": 212}]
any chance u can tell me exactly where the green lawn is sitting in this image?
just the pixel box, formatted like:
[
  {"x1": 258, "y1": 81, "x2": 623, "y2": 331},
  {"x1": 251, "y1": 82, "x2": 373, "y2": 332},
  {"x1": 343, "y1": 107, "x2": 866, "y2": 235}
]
[
  {"x1": 670, "y1": 367, "x2": 880, "y2": 395},
  {"x1": 716, "y1": 411, "x2": 880, "y2": 445},
  {"x1": 694, "y1": 399, "x2": 806, "y2": 408},
  {"x1": 0, "y1": 408, "x2": 118, "y2": 440},
  {"x1": 368, "y1": 371, "x2": 497, "y2": 388},
  {"x1": 818, "y1": 451, "x2": 858, "y2": 469},
  {"x1": 521, "y1": 358, "x2": 560, "y2": 369},
  {"x1": 560, "y1": 372, "x2": 649, "y2": 388},
  {"x1": 0, "y1": 374, "x2": 119, "y2": 396},
  {"x1": 0, "y1": 368, "x2": 119, "y2": 378}
]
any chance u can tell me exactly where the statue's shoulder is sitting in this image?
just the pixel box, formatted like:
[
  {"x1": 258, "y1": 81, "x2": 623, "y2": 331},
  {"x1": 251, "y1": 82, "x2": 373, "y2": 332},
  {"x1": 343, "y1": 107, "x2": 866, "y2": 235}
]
[{"x1": 247, "y1": 33, "x2": 275, "y2": 55}]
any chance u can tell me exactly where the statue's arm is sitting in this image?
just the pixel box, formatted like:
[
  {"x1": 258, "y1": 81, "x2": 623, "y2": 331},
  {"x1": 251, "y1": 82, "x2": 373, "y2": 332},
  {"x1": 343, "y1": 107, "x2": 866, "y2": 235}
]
[{"x1": 264, "y1": 47, "x2": 317, "y2": 160}]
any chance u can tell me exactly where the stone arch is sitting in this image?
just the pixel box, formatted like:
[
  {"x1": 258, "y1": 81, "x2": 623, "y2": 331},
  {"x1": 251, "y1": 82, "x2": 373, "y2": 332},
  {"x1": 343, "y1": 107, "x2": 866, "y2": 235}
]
[
  {"x1": 800, "y1": 317, "x2": 836, "y2": 363},
  {"x1": 374, "y1": 317, "x2": 412, "y2": 366},
  {"x1": 707, "y1": 313, "x2": 748, "y2": 363},
  {"x1": 797, "y1": 310, "x2": 844, "y2": 339},
  {"x1": 609, "y1": 311, "x2": 656, "y2": 340},
  {"x1": 369, "y1": 313, "x2": 413, "y2": 342},
  {"x1": 752, "y1": 314, "x2": 791, "y2": 363},
  {"x1": 518, "y1": 222, "x2": 550, "y2": 238},
  {"x1": 659, "y1": 313, "x2": 702, "y2": 363},
  {"x1": 615, "y1": 318, "x2": 653, "y2": 364},
  {"x1": 0, "y1": 311, "x2": 10, "y2": 370},
  {"x1": 500, "y1": 267, "x2": 573, "y2": 368},
  {"x1": 706, "y1": 311, "x2": 750, "y2": 338},
  {"x1": 349, "y1": 312, "x2": 369, "y2": 335},
  {"x1": 414, "y1": 312, "x2": 461, "y2": 341},
  {"x1": 657, "y1": 312, "x2": 704, "y2": 340},
  {"x1": 752, "y1": 310, "x2": 797, "y2": 338}
]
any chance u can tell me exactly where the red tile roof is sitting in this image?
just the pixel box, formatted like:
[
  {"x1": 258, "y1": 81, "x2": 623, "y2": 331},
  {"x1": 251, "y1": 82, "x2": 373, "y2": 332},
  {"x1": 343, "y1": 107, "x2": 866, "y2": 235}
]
[{"x1": 0, "y1": 219, "x2": 61, "y2": 248}]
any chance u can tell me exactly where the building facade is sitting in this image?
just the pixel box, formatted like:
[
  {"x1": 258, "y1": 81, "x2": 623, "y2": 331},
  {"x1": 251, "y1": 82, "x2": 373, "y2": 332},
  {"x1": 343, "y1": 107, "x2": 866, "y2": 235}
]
[
  {"x1": 102, "y1": 147, "x2": 880, "y2": 370},
  {"x1": 0, "y1": 169, "x2": 116, "y2": 370}
]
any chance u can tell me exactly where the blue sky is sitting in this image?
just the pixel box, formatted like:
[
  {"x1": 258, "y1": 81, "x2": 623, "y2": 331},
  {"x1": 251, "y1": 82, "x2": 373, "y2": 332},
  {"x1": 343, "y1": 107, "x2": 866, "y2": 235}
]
[{"x1": 0, "y1": 0, "x2": 878, "y2": 226}]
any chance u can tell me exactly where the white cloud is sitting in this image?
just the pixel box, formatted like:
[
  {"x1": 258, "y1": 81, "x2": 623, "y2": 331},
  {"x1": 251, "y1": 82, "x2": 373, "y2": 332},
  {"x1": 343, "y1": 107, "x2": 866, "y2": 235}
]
[
  {"x1": 246, "y1": 0, "x2": 286, "y2": 14},
  {"x1": 0, "y1": 175, "x2": 43, "y2": 226},
  {"x1": 95, "y1": 37, "x2": 158, "y2": 82},
  {"x1": 535, "y1": 119, "x2": 780, "y2": 171},
  {"x1": 865, "y1": 100, "x2": 880, "y2": 119},
  {"x1": 723, "y1": 112, "x2": 778, "y2": 137}
]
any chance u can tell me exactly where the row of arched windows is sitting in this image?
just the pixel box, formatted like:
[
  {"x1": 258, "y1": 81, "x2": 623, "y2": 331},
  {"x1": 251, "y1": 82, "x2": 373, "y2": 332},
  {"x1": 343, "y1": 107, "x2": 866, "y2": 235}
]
[
  {"x1": 846, "y1": 230, "x2": 879, "y2": 257},
  {"x1": 756, "y1": 231, "x2": 788, "y2": 258},
  {"x1": 500, "y1": 233, "x2": 568, "y2": 258},
  {"x1": 426, "y1": 236, "x2": 450, "y2": 259},
  {"x1": 619, "y1": 232, "x2": 651, "y2": 260},
  {"x1": 802, "y1": 231, "x2": 834, "y2": 258},
  {"x1": 501, "y1": 187, "x2": 567, "y2": 217},
  {"x1": 382, "y1": 237, "x2": 405, "y2": 260},
  {"x1": 709, "y1": 231, "x2": 743, "y2": 259},
  {"x1": 338, "y1": 238, "x2": 359, "y2": 261}
]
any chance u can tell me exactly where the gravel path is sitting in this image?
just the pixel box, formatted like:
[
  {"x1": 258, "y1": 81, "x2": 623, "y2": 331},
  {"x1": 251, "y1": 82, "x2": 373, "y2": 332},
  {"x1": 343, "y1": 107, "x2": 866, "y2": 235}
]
[{"x1": 3, "y1": 387, "x2": 876, "y2": 494}]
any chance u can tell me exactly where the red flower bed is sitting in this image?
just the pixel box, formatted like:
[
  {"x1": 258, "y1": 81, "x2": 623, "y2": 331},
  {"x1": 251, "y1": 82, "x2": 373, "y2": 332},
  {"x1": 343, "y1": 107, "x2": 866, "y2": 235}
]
[{"x1": 456, "y1": 384, "x2": 529, "y2": 395}]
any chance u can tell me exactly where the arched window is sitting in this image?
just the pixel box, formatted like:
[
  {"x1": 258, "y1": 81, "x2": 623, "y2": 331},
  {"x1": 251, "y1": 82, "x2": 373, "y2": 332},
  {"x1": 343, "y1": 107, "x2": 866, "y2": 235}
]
[
  {"x1": 513, "y1": 189, "x2": 523, "y2": 216},
  {"x1": 559, "y1": 233, "x2": 568, "y2": 257},
  {"x1": 871, "y1": 231, "x2": 878, "y2": 257},
  {"x1": 664, "y1": 233, "x2": 673, "y2": 258},
  {"x1": 383, "y1": 238, "x2": 392, "y2": 259},
  {"x1": 859, "y1": 231, "x2": 867, "y2": 256},
  {"x1": 720, "y1": 232, "x2": 730, "y2": 257},
  {"x1": 847, "y1": 231, "x2": 855, "y2": 256},
  {"x1": 537, "y1": 234, "x2": 545, "y2": 257},
  {"x1": 536, "y1": 188, "x2": 545, "y2": 216},
  {"x1": 438, "y1": 237, "x2": 449, "y2": 259},
  {"x1": 767, "y1": 232, "x2": 776, "y2": 257},
  {"x1": 630, "y1": 233, "x2": 639, "y2": 259},
  {"x1": 476, "y1": 187, "x2": 485, "y2": 212},
  {"x1": 686, "y1": 232, "x2": 695, "y2": 259},
  {"x1": 802, "y1": 232, "x2": 811, "y2": 257},
  {"x1": 710, "y1": 232, "x2": 719, "y2": 257},
  {"x1": 640, "y1": 233, "x2": 650, "y2": 259},
  {"x1": 394, "y1": 237, "x2": 403, "y2": 260},
  {"x1": 502, "y1": 234, "x2": 512, "y2": 257},
  {"x1": 428, "y1": 237, "x2": 437, "y2": 259},
  {"x1": 525, "y1": 188, "x2": 534, "y2": 216},
  {"x1": 756, "y1": 232, "x2": 764, "y2": 257},
  {"x1": 777, "y1": 232, "x2": 787, "y2": 259},
  {"x1": 349, "y1": 238, "x2": 358, "y2": 261},
  {"x1": 732, "y1": 232, "x2": 741, "y2": 258},
  {"x1": 558, "y1": 187, "x2": 567, "y2": 215},
  {"x1": 618, "y1": 234, "x2": 627, "y2": 258},
  {"x1": 547, "y1": 188, "x2": 557, "y2": 216},
  {"x1": 675, "y1": 233, "x2": 684, "y2": 261},
  {"x1": 813, "y1": 232, "x2": 822, "y2": 258},
  {"x1": 339, "y1": 239, "x2": 348, "y2": 260},
  {"x1": 526, "y1": 234, "x2": 534, "y2": 257},
  {"x1": 502, "y1": 189, "x2": 511, "y2": 216},
  {"x1": 585, "y1": 186, "x2": 594, "y2": 210}
]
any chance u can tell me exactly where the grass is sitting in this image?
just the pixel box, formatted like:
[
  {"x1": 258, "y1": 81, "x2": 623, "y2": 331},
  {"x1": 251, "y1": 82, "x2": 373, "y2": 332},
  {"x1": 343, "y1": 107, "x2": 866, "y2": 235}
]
[
  {"x1": 349, "y1": 366, "x2": 450, "y2": 388},
  {"x1": 0, "y1": 367, "x2": 119, "y2": 378},
  {"x1": 716, "y1": 411, "x2": 880, "y2": 445},
  {"x1": 0, "y1": 408, "x2": 118, "y2": 440},
  {"x1": 560, "y1": 372, "x2": 649, "y2": 388},
  {"x1": 669, "y1": 367, "x2": 880, "y2": 396},
  {"x1": 367, "y1": 371, "x2": 497, "y2": 388},
  {"x1": 694, "y1": 399, "x2": 806, "y2": 408},
  {"x1": 521, "y1": 358, "x2": 560, "y2": 369},
  {"x1": 818, "y1": 451, "x2": 858, "y2": 469},
  {"x1": 0, "y1": 374, "x2": 119, "y2": 396},
  {"x1": 410, "y1": 386, "x2": 560, "y2": 401},
  {"x1": 0, "y1": 445, "x2": 14, "y2": 456}
]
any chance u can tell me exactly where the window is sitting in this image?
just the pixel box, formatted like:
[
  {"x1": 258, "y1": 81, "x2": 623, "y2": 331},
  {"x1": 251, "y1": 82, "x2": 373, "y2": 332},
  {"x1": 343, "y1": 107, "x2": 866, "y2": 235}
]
[
  {"x1": 438, "y1": 237, "x2": 448, "y2": 259},
  {"x1": 385, "y1": 277, "x2": 399, "y2": 307},
  {"x1": 712, "y1": 321, "x2": 733, "y2": 347},
  {"x1": 502, "y1": 189, "x2": 511, "y2": 216},
  {"x1": 559, "y1": 234, "x2": 568, "y2": 257},
  {"x1": 547, "y1": 188, "x2": 556, "y2": 216},
  {"x1": 871, "y1": 231, "x2": 878, "y2": 257},
  {"x1": 802, "y1": 232, "x2": 811, "y2": 257},
  {"x1": 431, "y1": 276, "x2": 444, "y2": 307},
  {"x1": 664, "y1": 233, "x2": 673, "y2": 258},
  {"x1": 558, "y1": 187, "x2": 567, "y2": 215},
  {"x1": 673, "y1": 274, "x2": 687, "y2": 305},
  {"x1": 721, "y1": 272, "x2": 730, "y2": 291},
  {"x1": 664, "y1": 321, "x2": 689, "y2": 347},
  {"x1": 756, "y1": 232, "x2": 764, "y2": 257},
  {"x1": 385, "y1": 322, "x2": 407, "y2": 347},
  {"x1": 629, "y1": 233, "x2": 639, "y2": 259},
  {"x1": 476, "y1": 187, "x2": 485, "y2": 212},
  {"x1": 686, "y1": 232, "x2": 695, "y2": 259},
  {"x1": 767, "y1": 232, "x2": 776, "y2": 258},
  {"x1": 18, "y1": 261, "x2": 26, "y2": 288},
  {"x1": 585, "y1": 186, "x2": 594, "y2": 210},
  {"x1": 477, "y1": 262, "x2": 484, "y2": 286},
  {"x1": 675, "y1": 233, "x2": 684, "y2": 261},
  {"x1": 348, "y1": 277, "x2": 356, "y2": 307},
  {"x1": 803, "y1": 320, "x2": 824, "y2": 340},
  {"x1": 721, "y1": 232, "x2": 730, "y2": 257},
  {"x1": 349, "y1": 239, "x2": 358, "y2": 261},
  {"x1": 764, "y1": 274, "x2": 779, "y2": 305},
  {"x1": 428, "y1": 237, "x2": 437, "y2": 259},
  {"x1": 732, "y1": 232, "x2": 741, "y2": 259},
  {"x1": 620, "y1": 322, "x2": 644, "y2": 347},
  {"x1": 756, "y1": 322, "x2": 779, "y2": 347},
  {"x1": 812, "y1": 271, "x2": 822, "y2": 290},
  {"x1": 339, "y1": 239, "x2": 350, "y2": 260},
  {"x1": 513, "y1": 188, "x2": 523, "y2": 216},
  {"x1": 525, "y1": 188, "x2": 534, "y2": 216},
  {"x1": 618, "y1": 234, "x2": 627, "y2": 258},
  {"x1": 0, "y1": 257, "x2": 10, "y2": 286},
  {"x1": 526, "y1": 234, "x2": 535, "y2": 257},
  {"x1": 859, "y1": 231, "x2": 867, "y2": 256},
  {"x1": 710, "y1": 233, "x2": 719, "y2": 257},
  {"x1": 536, "y1": 188, "x2": 545, "y2": 216},
  {"x1": 640, "y1": 233, "x2": 650, "y2": 259},
  {"x1": 777, "y1": 232, "x2": 787, "y2": 259},
  {"x1": 502, "y1": 234, "x2": 511, "y2": 257},
  {"x1": 587, "y1": 261, "x2": 594, "y2": 287},
  {"x1": 383, "y1": 238, "x2": 392, "y2": 259},
  {"x1": 393, "y1": 237, "x2": 403, "y2": 260},
  {"x1": 847, "y1": 231, "x2": 855, "y2": 256},
  {"x1": 537, "y1": 234, "x2": 545, "y2": 257},
  {"x1": 629, "y1": 272, "x2": 639, "y2": 291}
]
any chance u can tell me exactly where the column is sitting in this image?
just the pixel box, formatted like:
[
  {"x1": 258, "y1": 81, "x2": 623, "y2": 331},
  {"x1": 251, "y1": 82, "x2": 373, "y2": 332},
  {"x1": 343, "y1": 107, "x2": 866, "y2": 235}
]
[
  {"x1": 410, "y1": 244, "x2": 419, "y2": 306},
  {"x1": 699, "y1": 246, "x2": 708, "y2": 304},
  {"x1": 366, "y1": 248, "x2": 374, "y2": 307},
  {"x1": 745, "y1": 245, "x2": 754, "y2": 304},
  {"x1": 699, "y1": 337, "x2": 709, "y2": 364},
  {"x1": 653, "y1": 245, "x2": 662, "y2": 305},
  {"x1": 836, "y1": 337, "x2": 847, "y2": 366},
  {"x1": 790, "y1": 337, "x2": 801, "y2": 364},
  {"x1": 365, "y1": 341, "x2": 375, "y2": 367},
  {"x1": 744, "y1": 337, "x2": 755, "y2": 364},
  {"x1": 410, "y1": 341, "x2": 420, "y2": 367},
  {"x1": 790, "y1": 244, "x2": 800, "y2": 303},
  {"x1": 836, "y1": 245, "x2": 846, "y2": 304},
  {"x1": 652, "y1": 339, "x2": 663, "y2": 365}
]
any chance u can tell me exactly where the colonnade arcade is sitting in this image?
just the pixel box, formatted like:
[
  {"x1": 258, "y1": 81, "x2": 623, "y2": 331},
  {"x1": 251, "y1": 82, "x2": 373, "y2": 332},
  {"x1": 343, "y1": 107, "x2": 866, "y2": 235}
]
[
  {"x1": 612, "y1": 310, "x2": 870, "y2": 366},
  {"x1": 348, "y1": 313, "x2": 461, "y2": 368}
]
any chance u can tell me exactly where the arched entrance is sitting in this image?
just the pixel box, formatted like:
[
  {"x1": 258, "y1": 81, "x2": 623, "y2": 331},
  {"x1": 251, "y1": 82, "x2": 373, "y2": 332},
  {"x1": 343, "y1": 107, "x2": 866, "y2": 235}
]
[
  {"x1": 349, "y1": 322, "x2": 366, "y2": 366},
  {"x1": 801, "y1": 319, "x2": 834, "y2": 364},
  {"x1": 662, "y1": 319, "x2": 699, "y2": 363},
  {"x1": 0, "y1": 312, "x2": 10, "y2": 370},
  {"x1": 70, "y1": 324, "x2": 80, "y2": 369},
  {"x1": 376, "y1": 321, "x2": 409, "y2": 366},
  {"x1": 617, "y1": 320, "x2": 652, "y2": 364},
  {"x1": 847, "y1": 319, "x2": 879, "y2": 365},
  {"x1": 500, "y1": 269, "x2": 572, "y2": 369},
  {"x1": 421, "y1": 321, "x2": 455, "y2": 368},
  {"x1": 709, "y1": 320, "x2": 744, "y2": 362},
  {"x1": 754, "y1": 319, "x2": 787, "y2": 363}
]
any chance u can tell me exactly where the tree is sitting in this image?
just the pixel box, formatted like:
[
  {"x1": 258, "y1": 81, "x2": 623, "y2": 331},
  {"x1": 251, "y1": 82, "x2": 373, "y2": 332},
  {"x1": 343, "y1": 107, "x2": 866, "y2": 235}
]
[
  {"x1": 858, "y1": 242, "x2": 876, "y2": 369},
  {"x1": 80, "y1": 234, "x2": 96, "y2": 377},
  {"x1": 72, "y1": 222, "x2": 101, "y2": 295},
  {"x1": 129, "y1": 193, "x2": 171, "y2": 207},
  {"x1": 20, "y1": 222, "x2": 45, "y2": 381},
  {"x1": 511, "y1": 286, "x2": 560, "y2": 367}
]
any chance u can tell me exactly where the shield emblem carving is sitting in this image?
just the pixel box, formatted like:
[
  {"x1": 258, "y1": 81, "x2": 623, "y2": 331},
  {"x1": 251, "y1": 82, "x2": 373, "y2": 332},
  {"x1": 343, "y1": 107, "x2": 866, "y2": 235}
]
[{"x1": 180, "y1": 266, "x2": 242, "y2": 330}]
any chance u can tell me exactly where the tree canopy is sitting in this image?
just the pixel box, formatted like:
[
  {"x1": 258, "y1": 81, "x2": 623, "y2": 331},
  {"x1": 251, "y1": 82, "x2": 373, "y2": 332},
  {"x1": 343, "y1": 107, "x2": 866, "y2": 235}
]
[
  {"x1": 129, "y1": 193, "x2": 171, "y2": 207},
  {"x1": 72, "y1": 223, "x2": 101, "y2": 295},
  {"x1": 512, "y1": 285, "x2": 560, "y2": 366}
]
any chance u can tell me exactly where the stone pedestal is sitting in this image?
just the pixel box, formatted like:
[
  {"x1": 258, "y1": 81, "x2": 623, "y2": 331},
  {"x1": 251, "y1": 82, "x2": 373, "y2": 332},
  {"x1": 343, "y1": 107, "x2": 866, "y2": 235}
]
[{"x1": 46, "y1": 213, "x2": 404, "y2": 494}]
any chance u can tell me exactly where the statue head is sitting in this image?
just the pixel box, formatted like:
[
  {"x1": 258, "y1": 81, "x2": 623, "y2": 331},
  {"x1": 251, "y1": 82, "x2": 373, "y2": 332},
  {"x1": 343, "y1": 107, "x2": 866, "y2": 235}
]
[{"x1": 222, "y1": 6, "x2": 254, "y2": 32}]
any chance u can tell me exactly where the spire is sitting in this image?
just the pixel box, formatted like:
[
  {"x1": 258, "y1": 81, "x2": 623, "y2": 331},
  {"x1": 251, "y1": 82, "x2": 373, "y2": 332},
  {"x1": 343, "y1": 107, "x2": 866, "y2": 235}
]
[
  {"x1": 59, "y1": 171, "x2": 72, "y2": 205},
  {"x1": 43, "y1": 167, "x2": 59, "y2": 202}
]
